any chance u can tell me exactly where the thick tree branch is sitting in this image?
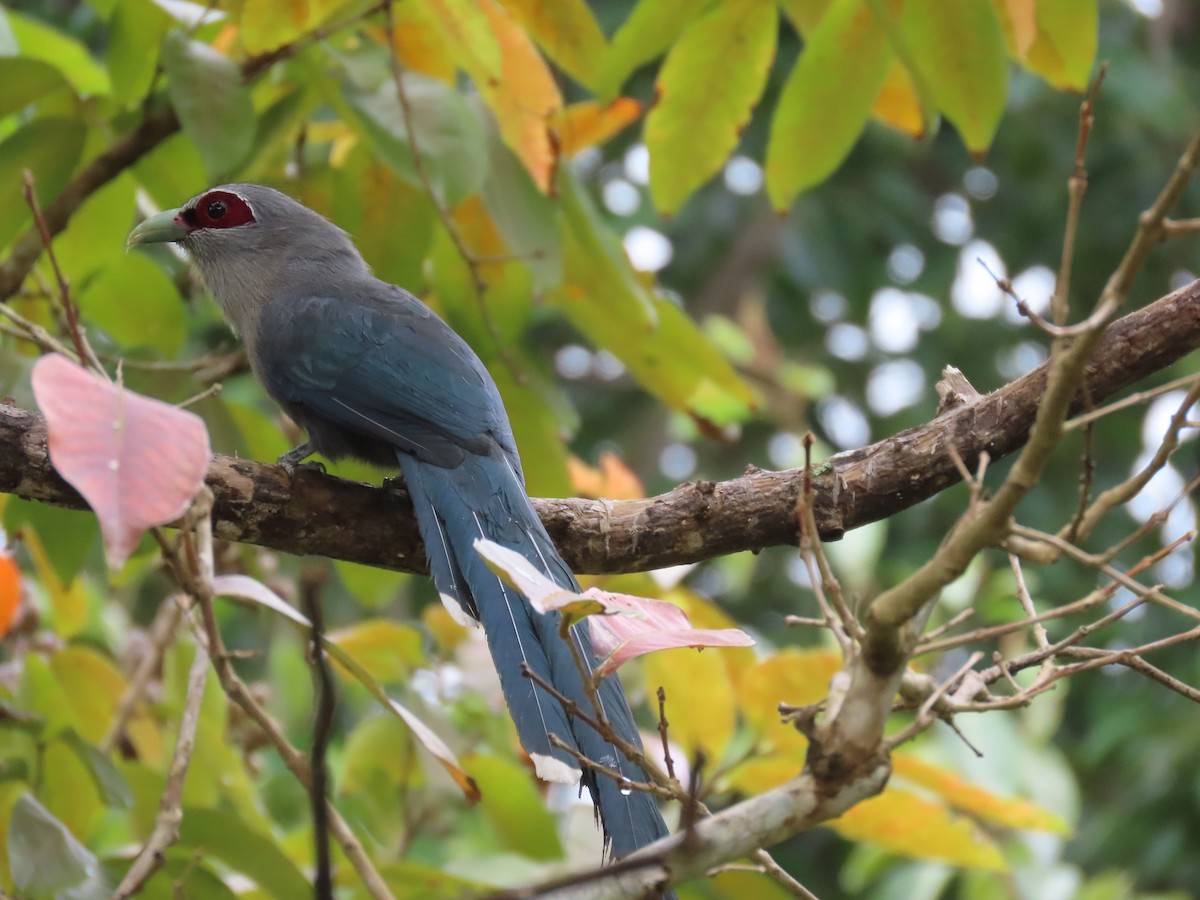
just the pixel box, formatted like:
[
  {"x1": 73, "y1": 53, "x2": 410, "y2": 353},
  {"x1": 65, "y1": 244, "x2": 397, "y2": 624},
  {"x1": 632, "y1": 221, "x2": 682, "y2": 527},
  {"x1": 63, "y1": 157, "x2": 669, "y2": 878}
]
[{"x1": 0, "y1": 279, "x2": 1198, "y2": 574}]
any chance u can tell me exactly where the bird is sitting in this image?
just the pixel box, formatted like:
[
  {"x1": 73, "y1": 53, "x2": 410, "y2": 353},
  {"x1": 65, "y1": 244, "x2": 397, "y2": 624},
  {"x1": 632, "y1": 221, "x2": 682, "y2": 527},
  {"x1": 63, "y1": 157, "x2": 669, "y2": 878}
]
[{"x1": 128, "y1": 184, "x2": 671, "y2": 861}]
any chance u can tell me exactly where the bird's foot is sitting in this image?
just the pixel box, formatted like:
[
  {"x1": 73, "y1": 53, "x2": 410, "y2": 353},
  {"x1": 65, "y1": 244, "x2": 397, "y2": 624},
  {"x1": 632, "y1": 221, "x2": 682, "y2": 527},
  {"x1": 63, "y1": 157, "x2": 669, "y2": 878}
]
[
  {"x1": 381, "y1": 473, "x2": 407, "y2": 494},
  {"x1": 277, "y1": 442, "x2": 325, "y2": 476}
]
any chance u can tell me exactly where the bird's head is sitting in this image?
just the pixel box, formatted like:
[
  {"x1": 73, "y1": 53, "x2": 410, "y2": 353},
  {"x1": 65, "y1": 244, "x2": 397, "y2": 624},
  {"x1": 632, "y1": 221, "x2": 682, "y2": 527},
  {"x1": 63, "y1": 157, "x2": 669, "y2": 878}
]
[{"x1": 128, "y1": 183, "x2": 368, "y2": 336}]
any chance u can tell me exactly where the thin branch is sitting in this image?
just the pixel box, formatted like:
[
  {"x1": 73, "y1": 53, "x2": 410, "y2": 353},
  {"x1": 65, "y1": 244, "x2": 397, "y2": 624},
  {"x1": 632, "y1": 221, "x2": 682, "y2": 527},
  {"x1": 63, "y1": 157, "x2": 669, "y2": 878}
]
[
  {"x1": 113, "y1": 613, "x2": 209, "y2": 898},
  {"x1": 101, "y1": 598, "x2": 184, "y2": 754}
]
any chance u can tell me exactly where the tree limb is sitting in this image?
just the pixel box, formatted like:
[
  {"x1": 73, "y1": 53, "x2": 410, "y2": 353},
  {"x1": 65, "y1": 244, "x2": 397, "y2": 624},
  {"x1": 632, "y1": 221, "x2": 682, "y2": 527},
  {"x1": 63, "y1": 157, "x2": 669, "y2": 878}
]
[{"x1": 1, "y1": 279, "x2": 1198, "y2": 574}]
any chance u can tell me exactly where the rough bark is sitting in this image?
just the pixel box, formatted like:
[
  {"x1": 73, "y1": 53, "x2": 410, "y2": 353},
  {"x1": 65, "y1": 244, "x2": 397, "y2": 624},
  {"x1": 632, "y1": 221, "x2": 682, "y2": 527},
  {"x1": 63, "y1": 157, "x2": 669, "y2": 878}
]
[{"x1": 1, "y1": 279, "x2": 1197, "y2": 574}]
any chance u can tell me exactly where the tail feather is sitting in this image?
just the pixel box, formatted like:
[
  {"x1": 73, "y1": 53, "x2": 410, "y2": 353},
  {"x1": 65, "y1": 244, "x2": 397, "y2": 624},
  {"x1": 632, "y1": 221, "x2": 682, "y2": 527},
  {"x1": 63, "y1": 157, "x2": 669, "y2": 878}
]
[{"x1": 398, "y1": 450, "x2": 671, "y2": 859}]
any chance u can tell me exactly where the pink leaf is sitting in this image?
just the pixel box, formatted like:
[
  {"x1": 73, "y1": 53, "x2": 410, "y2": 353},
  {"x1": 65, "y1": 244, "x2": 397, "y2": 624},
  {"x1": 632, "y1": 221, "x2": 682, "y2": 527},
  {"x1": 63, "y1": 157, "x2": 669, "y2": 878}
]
[
  {"x1": 586, "y1": 593, "x2": 755, "y2": 677},
  {"x1": 475, "y1": 538, "x2": 754, "y2": 677},
  {"x1": 32, "y1": 354, "x2": 211, "y2": 569}
]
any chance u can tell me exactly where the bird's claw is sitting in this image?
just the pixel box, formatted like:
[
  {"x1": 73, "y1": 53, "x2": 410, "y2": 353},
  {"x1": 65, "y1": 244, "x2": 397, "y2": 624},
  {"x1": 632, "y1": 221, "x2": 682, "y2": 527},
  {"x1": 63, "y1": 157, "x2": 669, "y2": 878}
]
[{"x1": 277, "y1": 442, "x2": 324, "y2": 475}]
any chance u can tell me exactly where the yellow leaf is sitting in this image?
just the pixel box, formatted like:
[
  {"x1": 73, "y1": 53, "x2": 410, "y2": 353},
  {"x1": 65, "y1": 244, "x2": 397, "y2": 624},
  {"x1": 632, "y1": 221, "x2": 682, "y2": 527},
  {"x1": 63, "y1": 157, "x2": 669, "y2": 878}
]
[
  {"x1": 642, "y1": 646, "x2": 737, "y2": 760},
  {"x1": 51, "y1": 645, "x2": 157, "y2": 759},
  {"x1": 423, "y1": 602, "x2": 470, "y2": 653},
  {"x1": 1022, "y1": 0, "x2": 1098, "y2": 90},
  {"x1": 421, "y1": 0, "x2": 562, "y2": 190},
  {"x1": 872, "y1": 59, "x2": 925, "y2": 137},
  {"x1": 240, "y1": 0, "x2": 309, "y2": 54},
  {"x1": 420, "y1": 0, "x2": 503, "y2": 75},
  {"x1": 551, "y1": 98, "x2": 643, "y2": 157},
  {"x1": 892, "y1": 754, "x2": 1071, "y2": 834},
  {"x1": 499, "y1": 0, "x2": 607, "y2": 88},
  {"x1": 830, "y1": 788, "x2": 1006, "y2": 869},
  {"x1": 385, "y1": 5, "x2": 456, "y2": 82},
  {"x1": 739, "y1": 649, "x2": 840, "y2": 753},
  {"x1": 723, "y1": 754, "x2": 804, "y2": 794},
  {"x1": 664, "y1": 588, "x2": 756, "y2": 687},
  {"x1": 24, "y1": 527, "x2": 87, "y2": 637},
  {"x1": 328, "y1": 620, "x2": 426, "y2": 684}
]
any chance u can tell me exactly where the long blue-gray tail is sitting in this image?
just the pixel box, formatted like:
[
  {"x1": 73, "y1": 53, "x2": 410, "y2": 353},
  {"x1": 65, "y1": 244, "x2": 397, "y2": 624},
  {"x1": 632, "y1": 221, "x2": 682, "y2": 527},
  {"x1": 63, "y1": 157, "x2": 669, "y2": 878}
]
[{"x1": 399, "y1": 449, "x2": 671, "y2": 860}]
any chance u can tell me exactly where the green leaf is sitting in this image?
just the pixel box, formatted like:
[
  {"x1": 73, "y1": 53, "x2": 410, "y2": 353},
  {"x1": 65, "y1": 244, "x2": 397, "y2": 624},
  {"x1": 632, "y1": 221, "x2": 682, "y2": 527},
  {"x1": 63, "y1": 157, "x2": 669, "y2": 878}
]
[
  {"x1": 341, "y1": 714, "x2": 421, "y2": 796},
  {"x1": 1023, "y1": 0, "x2": 1098, "y2": 90},
  {"x1": 549, "y1": 176, "x2": 754, "y2": 426},
  {"x1": 557, "y1": 171, "x2": 656, "y2": 327},
  {"x1": 466, "y1": 754, "x2": 563, "y2": 861},
  {"x1": 6, "y1": 10, "x2": 110, "y2": 96},
  {"x1": 479, "y1": 108, "x2": 563, "y2": 289},
  {"x1": 62, "y1": 731, "x2": 133, "y2": 809},
  {"x1": 8, "y1": 792, "x2": 104, "y2": 899},
  {"x1": 646, "y1": 0, "x2": 777, "y2": 214},
  {"x1": 344, "y1": 74, "x2": 488, "y2": 207},
  {"x1": 765, "y1": 0, "x2": 895, "y2": 209},
  {"x1": 901, "y1": 0, "x2": 1008, "y2": 153},
  {"x1": 124, "y1": 855, "x2": 238, "y2": 900},
  {"x1": 161, "y1": 29, "x2": 255, "y2": 178},
  {"x1": 0, "y1": 116, "x2": 86, "y2": 249},
  {"x1": 54, "y1": 172, "x2": 139, "y2": 284},
  {"x1": 133, "y1": 132, "x2": 210, "y2": 209},
  {"x1": 327, "y1": 619, "x2": 427, "y2": 684},
  {"x1": 81, "y1": 252, "x2": 187, "y2": 355},
  {"x1": 4, "y1": 500, "x2": 97, "y2": 587},
  {"x1": 335, "y1": 149, "x2": 437, "y2": 291},
  {"x1": 598, "y1": 0, "x2": 713, "y2": 98},
  {"x1": 500, "y1": 0, "x2": 607, "y2": 89},
  {"x1": 107, "y1": 0, "x2": 170, "y2": 106},
  {"x1": 18, "y1": 654, "x2": 77, "y2": 739},
  {"x1": 0, "y1": 58, "x2": 71, "y2": 119},
  {"x1": 178, "y1": 807, "x2": 311, "y2": 897}
]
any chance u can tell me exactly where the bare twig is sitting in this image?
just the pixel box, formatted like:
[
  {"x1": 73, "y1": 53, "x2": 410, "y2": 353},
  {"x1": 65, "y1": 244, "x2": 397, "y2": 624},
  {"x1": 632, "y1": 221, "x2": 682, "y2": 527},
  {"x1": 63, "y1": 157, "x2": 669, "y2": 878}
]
[
  {"x1": 101, "y1": 598, "x2": 185, "y2": 754},
  {"x1": 113, "y1": 622, "x2": 209, "y2": 899}
]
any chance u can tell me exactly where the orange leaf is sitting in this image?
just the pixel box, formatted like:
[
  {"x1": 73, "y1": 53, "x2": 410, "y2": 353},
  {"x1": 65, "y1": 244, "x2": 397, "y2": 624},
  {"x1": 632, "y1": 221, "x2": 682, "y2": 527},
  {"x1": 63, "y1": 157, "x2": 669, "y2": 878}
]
[
  {"x1": 567, "y1": 450, "x2": 644, "y2": 500},
  {"x1": 892, "y1": 754, "x2": 1070, "y2": 833},
  {"x1": 32, "y1": 355, "x2": 211, "y2": 569},
  {"x1": 0, "y1": 552, "x2": 19, "y2": 638},
  {"x1": 831, "y1": 788, "x2": 1006, "y2": 869},
  {"x1": 475, "y1": 0, "x2": 562, "y2": 192},
  {"x1": 551, "y1": 98, "x2": 642, "y2": 157}
]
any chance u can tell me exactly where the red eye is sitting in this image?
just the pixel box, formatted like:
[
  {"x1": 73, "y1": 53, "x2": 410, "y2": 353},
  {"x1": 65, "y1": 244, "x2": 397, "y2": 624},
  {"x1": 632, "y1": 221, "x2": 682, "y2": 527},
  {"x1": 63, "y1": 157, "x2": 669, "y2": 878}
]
[{"x1": 188, "y1": 190, "x2": 256, "y2": 229}]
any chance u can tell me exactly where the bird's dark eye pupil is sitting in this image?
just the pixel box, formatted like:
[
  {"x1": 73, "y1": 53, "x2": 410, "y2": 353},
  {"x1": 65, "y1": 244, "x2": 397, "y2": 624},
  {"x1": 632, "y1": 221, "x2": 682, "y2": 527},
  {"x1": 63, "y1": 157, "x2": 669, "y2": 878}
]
[{"x1": 206, "y1": 201, "x2": 226, "y2": 220}]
